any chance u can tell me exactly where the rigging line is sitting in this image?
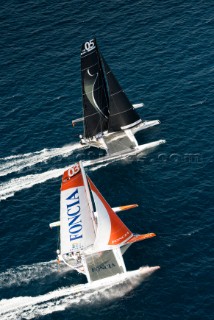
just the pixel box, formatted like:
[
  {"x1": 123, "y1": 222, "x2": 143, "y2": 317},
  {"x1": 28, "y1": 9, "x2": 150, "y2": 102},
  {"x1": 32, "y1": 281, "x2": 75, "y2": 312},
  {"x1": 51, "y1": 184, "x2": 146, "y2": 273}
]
[
  {"x1": 109, "y1": 89, "x2": 123, "y2": 96},
  {"x1": 101, "y1": 74, "x2": 110, "y2": 115},
  {"x1": 99, "y1": 56, "x2": 110, "y2": 108},
  {"x1": 88, "y1": 118, "x2": 106, "y2": 135},
  {"x1": 110, "y1": 107, "x2": 135, "y2": 116},
  {"x1": 83, "y1": 108, "x2": 108, "y2": 119},
  {"x1": 80, "y1": 163, "x2": 97, "y2": 236}
]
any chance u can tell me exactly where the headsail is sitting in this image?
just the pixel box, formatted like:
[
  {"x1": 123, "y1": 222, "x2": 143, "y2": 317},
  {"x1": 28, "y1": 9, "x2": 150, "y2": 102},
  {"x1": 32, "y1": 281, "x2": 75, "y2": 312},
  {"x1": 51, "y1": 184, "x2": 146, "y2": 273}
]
[
  {"x1": 87, "y1": 177, "x2": 133, "y2": 251},
  {"x1": 101, "y1": 56, "x2": 142, "y2": 132},
  {"x1": 81, "y1": 39, "x2": 109, "y2": 138}
]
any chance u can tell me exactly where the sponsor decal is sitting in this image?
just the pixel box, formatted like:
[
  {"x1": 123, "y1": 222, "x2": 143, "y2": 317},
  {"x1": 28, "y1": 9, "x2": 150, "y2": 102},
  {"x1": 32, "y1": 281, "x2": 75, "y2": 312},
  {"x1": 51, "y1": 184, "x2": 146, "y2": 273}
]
[
  {"x1": 111, "y1": 231, "x2": 131, "y2": 244},
  {"x1": 68, "y1": 163, "x2": 80, "y2": 178},
  {"x1": 91, "y1": 262, "x2": 116, "y2": 273},
  {"x1": 66, "y1": 188, "x2": 83, "y2": 242},
  {"x1": 62, "y1": 164, "x2": 80, "y2": 182},
  {"x1": 81, "y1": 39, "x2": 96, "y2": 55},
  {"x1": 84, "y1": 70, "x2": 107, "y2": 119}
]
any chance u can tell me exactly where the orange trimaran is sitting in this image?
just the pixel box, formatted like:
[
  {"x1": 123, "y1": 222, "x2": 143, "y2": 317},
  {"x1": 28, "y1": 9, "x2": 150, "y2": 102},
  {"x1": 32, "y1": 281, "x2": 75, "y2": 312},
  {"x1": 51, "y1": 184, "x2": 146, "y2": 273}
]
[{"x1": 50, "y1": 161, "x2": 159, "y2": 286}]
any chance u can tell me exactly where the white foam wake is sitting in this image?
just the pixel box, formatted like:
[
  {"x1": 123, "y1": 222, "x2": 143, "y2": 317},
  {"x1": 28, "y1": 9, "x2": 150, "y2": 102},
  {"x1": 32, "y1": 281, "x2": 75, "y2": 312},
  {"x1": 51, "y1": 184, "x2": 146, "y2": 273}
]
[
  {"x1": 0, "y1": 260, "x2": 67, "y2": 289},
  {"x1": 0, "y1": 266, "x2": 158, "y2": 320},
  {"x1": 83, "y1": 153, "x2": 131, "y2": 171},
  {"x1": 0, "y1": 156, "x2": 117, "y2": 201},
  {"x1": 0, "y1": 153, "x2": 136, "y2": 201},
  {"x1": 88, "y1": 159, "x2": 120, "y2": 171},
  {"x1": 0, "y1": 143, "x2": 85, "y2": 177},
  {"x1": 0, "y1": 166, "x2": 69, "y2": 201}
]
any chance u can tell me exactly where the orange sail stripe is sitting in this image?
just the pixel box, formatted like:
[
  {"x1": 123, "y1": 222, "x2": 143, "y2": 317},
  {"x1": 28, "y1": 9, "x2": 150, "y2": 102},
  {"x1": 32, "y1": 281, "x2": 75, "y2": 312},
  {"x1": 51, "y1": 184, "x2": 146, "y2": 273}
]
[
  {"x1": 88, "y1": 177, "x2": 133, "y2": 245},
  {"x1": 61, "y1": 164, "x2": 84, "y2": 191},
  {"x1": 126, "y1": 233, "x2": 156, "y2": 244}
]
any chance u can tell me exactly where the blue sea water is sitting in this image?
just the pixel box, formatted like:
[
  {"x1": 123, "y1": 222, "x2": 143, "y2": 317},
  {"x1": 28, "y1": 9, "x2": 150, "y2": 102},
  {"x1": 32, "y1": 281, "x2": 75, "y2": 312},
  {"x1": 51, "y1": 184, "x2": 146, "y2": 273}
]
[{"x1": 0, "y1": 0, "x2": 213, "y2": 319}]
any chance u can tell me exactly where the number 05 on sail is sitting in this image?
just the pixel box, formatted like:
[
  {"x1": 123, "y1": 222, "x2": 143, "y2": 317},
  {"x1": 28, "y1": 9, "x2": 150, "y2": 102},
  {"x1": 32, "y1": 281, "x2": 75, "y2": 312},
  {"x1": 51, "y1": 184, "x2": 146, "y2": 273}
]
[
  {"x1": 72, "y1": 39, "x2": 165, "y2": 163},
  {"x1": 50, "y1": 162, "x2": 159, "y2": 287}
]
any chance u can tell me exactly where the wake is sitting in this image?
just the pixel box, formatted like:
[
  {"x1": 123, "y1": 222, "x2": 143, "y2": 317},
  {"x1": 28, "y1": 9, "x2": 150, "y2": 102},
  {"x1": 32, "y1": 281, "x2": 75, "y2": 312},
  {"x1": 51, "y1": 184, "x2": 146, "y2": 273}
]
[
  {"x1": 0, "y1": 143, "x2": 85, "y2": 177},
  {"x1": 0, "y1": 260, "x2": 69, "y2": 289},
  {"x1": 0, "y1": 167, "x2": 69, "y2": 201},
  {"x1": 0, "y1": 141, "x2": 163, "y2": 201},
  {"x1": 0, "y1": 155, "x2": 127, "y2": 201},
  {"x1": 0, "y1": 160, "x2": 117, "y2": 201},
  {"x1": 87, "y1": 155, "x2": 130, "y2": 172},
  {"x1": 0, "y1": 266, "x2": 158, "y2": 320}
]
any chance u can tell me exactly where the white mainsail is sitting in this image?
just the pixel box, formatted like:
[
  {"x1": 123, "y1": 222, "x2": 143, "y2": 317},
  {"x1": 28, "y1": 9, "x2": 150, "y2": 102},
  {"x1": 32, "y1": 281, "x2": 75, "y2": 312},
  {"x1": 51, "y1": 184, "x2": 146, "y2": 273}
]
[{"x1": 60, "y1": 163, "x2": 96, "y2": 257}]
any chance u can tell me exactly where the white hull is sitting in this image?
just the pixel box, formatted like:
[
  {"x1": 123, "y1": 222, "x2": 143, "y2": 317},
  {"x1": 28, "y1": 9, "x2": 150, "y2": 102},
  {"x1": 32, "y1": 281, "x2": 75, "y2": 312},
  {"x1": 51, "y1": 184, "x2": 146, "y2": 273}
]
[
  {"x1": 83, "y1": 139, "x2": 166, "y2": 167},
  {"x1": 131, "y1": 120, "x2": 160, "y2": 134}
]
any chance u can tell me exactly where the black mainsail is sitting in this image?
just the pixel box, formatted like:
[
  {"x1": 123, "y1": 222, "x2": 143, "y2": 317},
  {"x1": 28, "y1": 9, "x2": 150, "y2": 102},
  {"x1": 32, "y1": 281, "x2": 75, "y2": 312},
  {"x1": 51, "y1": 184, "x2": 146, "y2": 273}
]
[
  {"x1": 81, "y1": 39, "x2": 109, "y2": 138},
  {"x1": 101, "y1": 57, "x2": 142, "y2": 132},
  {"x1": 81, "y1": 38, "x2": 142, "y2": 138}
]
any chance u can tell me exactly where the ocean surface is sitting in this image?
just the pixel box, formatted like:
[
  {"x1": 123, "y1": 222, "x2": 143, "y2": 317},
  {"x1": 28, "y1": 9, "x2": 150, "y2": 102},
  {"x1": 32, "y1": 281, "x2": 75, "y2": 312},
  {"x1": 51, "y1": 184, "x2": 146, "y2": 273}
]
[{"x1": 0, "y1": 0, "x2": 213, "y2": 319}]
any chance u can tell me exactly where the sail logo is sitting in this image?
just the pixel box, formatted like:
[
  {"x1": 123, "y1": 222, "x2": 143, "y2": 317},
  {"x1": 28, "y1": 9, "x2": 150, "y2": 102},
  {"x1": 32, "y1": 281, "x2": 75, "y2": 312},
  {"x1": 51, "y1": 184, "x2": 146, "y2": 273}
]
[
  {"x1": 68, "y1": 163, "x2": 80, "y2": 178},
  {"x1": 81, "y1": 39, "x2": 95, "y2": 55},
  {"x1": 85, "y1": 39, "x2": 95, "y2": 51},
  {"x1": 84, "y1": 70, "x2": 108, "y2": 119},
  {"x1": 66, "y1": 189, "x2": 83, "y2": 242}
]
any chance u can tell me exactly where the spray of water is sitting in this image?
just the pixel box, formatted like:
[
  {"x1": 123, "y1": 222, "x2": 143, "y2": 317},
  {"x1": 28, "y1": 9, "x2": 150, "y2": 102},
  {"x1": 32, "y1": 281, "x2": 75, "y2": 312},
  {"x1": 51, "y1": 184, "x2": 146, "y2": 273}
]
[
  {"x1": 0, "y1": 266, "x2": 159, "y2": 320},
  {"x1": 0, "y1": 260, "x2": 70, "y2": 289},
  {"x1": 0, "y1": 146, "x2": 132, "y2": 201},
  {"x1": 0, "y1": 143, "x2": 85, "y2": 177},
  {"x1": 0, "y1": 167, "x2": 69, "y2": 201}
]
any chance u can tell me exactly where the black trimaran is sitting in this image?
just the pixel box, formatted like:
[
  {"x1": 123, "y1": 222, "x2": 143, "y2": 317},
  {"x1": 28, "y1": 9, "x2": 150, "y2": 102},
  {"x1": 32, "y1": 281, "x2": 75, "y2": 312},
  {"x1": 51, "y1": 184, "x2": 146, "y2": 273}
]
[{"x1": 72, "y1": 38, "x2": 165, "y2": 165}]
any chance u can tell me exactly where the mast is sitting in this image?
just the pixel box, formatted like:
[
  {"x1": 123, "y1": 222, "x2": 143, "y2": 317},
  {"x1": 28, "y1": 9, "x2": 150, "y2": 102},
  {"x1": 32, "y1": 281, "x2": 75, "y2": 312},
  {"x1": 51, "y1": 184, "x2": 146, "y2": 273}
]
[
  {"x1": 101, "y1": 56, "x2": 142, "y2": 132},
  {"x1": 81, "y1": 39, "x2": 109, "y2": 138}
]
